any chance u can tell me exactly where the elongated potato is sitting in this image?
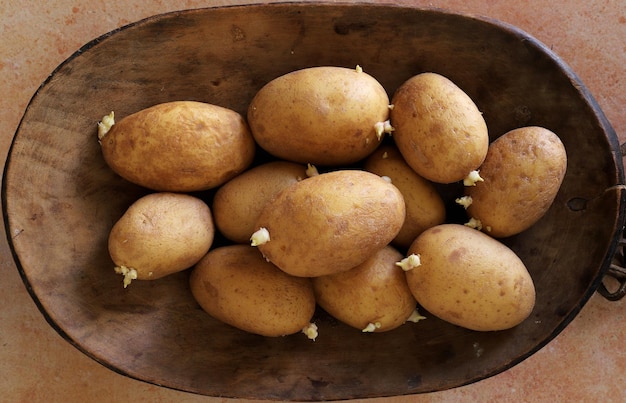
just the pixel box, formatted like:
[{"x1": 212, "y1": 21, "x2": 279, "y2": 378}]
[
  {"x1": 108, "y1": 192, "x2": 214, "y2": 288},
  {"x1": 252, "y1": 170, "x2": 406, "y2": 277},
  {"x1": 313, "y1": 245, "x2": 418, "y2": 332},
  {"x1": 212, "y1": 161, "x2": 308, "y2": 243},
  {"x1": 405, "y1": 224, "x2": 535, "y2": 331},
  {"x1": 247, "y1": 66, "x2": 390, "y2": 165},
  {"x1": 390, "y1": 72, "x2": 489, "y2": 184},
  {"x1": 465, "y1": 126, "x2": 567, "y2": 238},
  {"x1": 189, "y1": 245, "x2": 316, "y2": 338},
  {"x1": 98, "y1": 101, "x2": 255, "y2": 192},
  {"x1": 364, "y1": 144, "x2": 446, "y2": 249}
]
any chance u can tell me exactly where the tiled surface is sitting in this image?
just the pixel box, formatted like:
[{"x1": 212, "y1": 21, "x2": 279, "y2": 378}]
[{"x1": 1, "y1": 1, "x2": 625, "y2": 402}]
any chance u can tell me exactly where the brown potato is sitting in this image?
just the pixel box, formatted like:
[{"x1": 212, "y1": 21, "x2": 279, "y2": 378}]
[
  {"x1": 364, "y1": 144, "x2": 446, "y2": 249},
  {"x1": 390, "y1": 72, "x2": 489, "y2": 184},
  {"x1": 253, "y1": 170, "x2": 406, "y2": 277},
  {"x1": 247, "y1": 66, "x2": 390, "y2": 165},
  {"x1": 405, "y1": 224, "x2": 535, "y2": 331},
  {"x1": 312, "y1": 245, "x2": 418, "y2": 332},
  {"x1": 189, "y1": 244, "x2": 316, "y2": 338},
  {"x1": 465, "y1": 126, "x2": 567, "y2": 238},
  {"x1": 212, "y1": 161, "x2": 309, "y2": 244},
  {"x1": 98, "y1": 101, "x2": 255, "y2": 192},
  {"x1": 108, "y1": 192, "x2": 214, "y2": 288}
]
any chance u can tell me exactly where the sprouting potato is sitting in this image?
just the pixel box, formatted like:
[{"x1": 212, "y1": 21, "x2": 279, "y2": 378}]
[
  {"x1": 108, "y1": 192, "x2": 215, "y2": 288},
  {"x1": 312, "y1": 245, "x2": 418, "y2": 332},
  {"x1": 364, "y1": 144, "x2": 446, "y2": 249},
  {"x1": 465, "y1": 126, "x2": 567, "y2": 238},
  {"x1": 252, "y1": 169, "x2": 406, "y2": 277},
  {"x1": 189, "y1": 245, "x2": 317, "y2": 338},
  {"x1": 247, "y1": 66, "x2": 390, "y2": 165},
  {"x1": 212, "y1": 161, "x2": 309, "y2": 243},
  {"x1": 98, "y1": 100, "x2": 255, "y2": 192},
  {"x1": 404, "y1": 224, "x2": 536, "y2": 331},
  {"x1": 390, "y1": 72, "x2": 489, "y2": 184}
]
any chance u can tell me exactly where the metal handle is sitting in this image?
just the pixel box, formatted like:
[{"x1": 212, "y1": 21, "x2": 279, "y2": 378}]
[
  {"x1": 598, "y1": 142, "x2": 626, "y2": 301},
  {"x1": 598, "y1": 233, "x2": 626, "y2": 301}
]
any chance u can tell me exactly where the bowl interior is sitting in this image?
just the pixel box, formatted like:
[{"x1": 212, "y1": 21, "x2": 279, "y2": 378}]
[{"x1": 3, "y1": 3, "x2": 624, "y2": 401}]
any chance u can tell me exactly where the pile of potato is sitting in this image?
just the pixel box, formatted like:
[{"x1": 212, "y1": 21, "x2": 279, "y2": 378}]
[{"x1": 97, "y1": 66, "x2": 567, "y2": 339}]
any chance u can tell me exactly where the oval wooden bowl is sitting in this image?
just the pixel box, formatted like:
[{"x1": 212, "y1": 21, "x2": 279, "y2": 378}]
[{"x1": 3, "y1": 3, "x2": 625, "y2": 401}]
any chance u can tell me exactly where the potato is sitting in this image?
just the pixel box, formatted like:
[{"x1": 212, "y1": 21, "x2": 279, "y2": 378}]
[
  {"x1": 98, "y1": 101, "x2": 255, "y2": 192},
  {"x1": 465, "y1": 126, "x2": 567, "y2": 238},
  {"x1": 390, "y1": 72, "x2": 489, "y2": 184},
  {"x1": 212, "y1": 161, "x2": 308, "y2": 244},
  {"x1": 252, "y1": 169, "x2": 406, "y2": 277},
  {"x1": 189, "y1": 245, "x2": 316, "y2": 338},
  {"x1": 247, "y1": 66, "x2": 390, "y2": 165},
  {"x1": 404, "y1": 224, "x2": 535, "y2": 331},
  {"x1": 313, "y1": 246, "x2": 418, "y2": 332},
  {"x1": 108, "y1": 192, "x2": 214, "y2": 288},
  {"x1": 364, "y1": 144, "x2": 446, "y2": 249}
]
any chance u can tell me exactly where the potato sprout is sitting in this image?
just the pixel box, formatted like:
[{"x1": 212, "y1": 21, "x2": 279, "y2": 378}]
[
  {"x1": 250, "y1": 227, "x2": 270, "y2": 246},
  {"x1": 406, "y1": 309, "x2": 427, "y2": 323},
  {"x1": 463, "y1": 170, "x2": 484, "y2": 186},
  {"x1": 306, "y1": 163, "x2": 319, "y2": 177},
  {"x1": 396, "y1": 254, "x2": 421, "y2": 271},
  {"x1": 114, "y1": 265, "x2": 137, "y2": 288},
  {"x1": 97, "y1": 111, "x2": 115, "y2": 141},
  {"x1": 362, "y1": 322, "x2": 382, "y2": 332},
  {"x1": 302, "y1": 323, "x2": 318, "y2": 340},
  {"x1": 374, "y1": 119, "x2": 395, "y2": 140},
  {"x1": 455, "y1": 195, "x2": 473, "y2": 209},
  {"x1": 464, "y1": 217, "x2": 483, "y2": 230}
]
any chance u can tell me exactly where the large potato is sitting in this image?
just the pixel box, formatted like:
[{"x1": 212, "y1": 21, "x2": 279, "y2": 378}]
[
  {"x1": 312, "y1": 246, "x2": 418, "y2": 332},
  {"x1": 247, "y1": 66, "x2": 390, "y2": 165},
  {"x1": 390, "y1": 72, "x2": 489, "y2": 184},
  {"x1": 189, "y1": 245, "x2": 316, "y2": 338},
  {"x1": 212, "y1": 161, "x2": 309, "y2": 244},
  {"x1": 465, "y1": 126, "x2": 567, "y2": 238},
  {"x1": 253, "y1": 170, "x2": 406, "y2": 277},
  {"x1": 404, "y1": 224, "x2": 535, "y2": 331},
  {"x1": 108, "y1": 192, "x2": 214, "y2": 288},
  {"x1": 364, "y1": 144, "x2": 446, "y2": 249},
  {"x1": 98, "y1": 101, "x2": 255, "y2": 192}
]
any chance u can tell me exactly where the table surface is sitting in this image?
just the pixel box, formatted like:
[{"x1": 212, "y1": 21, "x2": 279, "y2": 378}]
[{"x1": 1, "y1": 1, "x2": 625, "y2": 402}]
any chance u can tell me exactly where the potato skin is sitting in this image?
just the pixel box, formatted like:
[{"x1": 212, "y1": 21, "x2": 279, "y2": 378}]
[
  {"x1": 108, "y1": 192, "x2": 214, "y2": 282},
  {"x1": 212, "y1": 161, "x2": 308, "y2": 244},
  {"x1": 189, "y1": 245, "x2": 316, "y2": 337},
  {"x1": 247, "y1": 66, "x2": 390, "y2": 165},
  {"x1": 255, "y1": 170, "x2": 406, "y2": 277},
  {"x1": 313, "y1": 246, "x2": 417, "y2": 332},
  {"x1": 100, "y1": 101, "x2": 255, "y2": 192},
  {"x1": 364, "y1": 144, "x2": 446, "y2": 249},
  {"x1": 390, "y1": 72, "x2": 489, "y2": 184},
  {"x1": 466, "y1": 126, "x2": 567, "y2": 238},
  {"x1": 405, "y1": 224, "x2": 535, "y2": 331}
]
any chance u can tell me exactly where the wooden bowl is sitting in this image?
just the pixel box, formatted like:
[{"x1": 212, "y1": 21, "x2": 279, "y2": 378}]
[{"x1": 3, "y1": 3, "x2": 625, "y2": 401}]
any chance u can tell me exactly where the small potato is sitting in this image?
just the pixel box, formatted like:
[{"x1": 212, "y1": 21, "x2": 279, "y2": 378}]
[
  {"x1": 108, "y1": 192, "x2": 214, "y2": 288},
  {"x1": 247, "y1": 66, "x2": 390, "y2": 165},
  {"x1": 212, "y1": 161, "x2": 308, "y2": 244},
  {"x1": 313, "y1": 246, "x2": 417, "y2": 332},
  {"x1": 465, "y1": 126, "x2": 567, "y2": 238},
  {"x1": 189, "y1": 245, "x2": 316, "y2": 338},
  {"x1": 253, "y1": 170, "x2": 406, "y2": 277},
  {"x1": 364, "y1": 144, "x2": 446, "y2": 249},
  {"x1": 390, "y1": 72, "x2": 489, "y2": 184},
  {"x1": 405, "y1": 224, "x2": 535, "y2": 331},
  {"x1": 98, "y1": 101, "x2": 255, "y2": 192}
]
